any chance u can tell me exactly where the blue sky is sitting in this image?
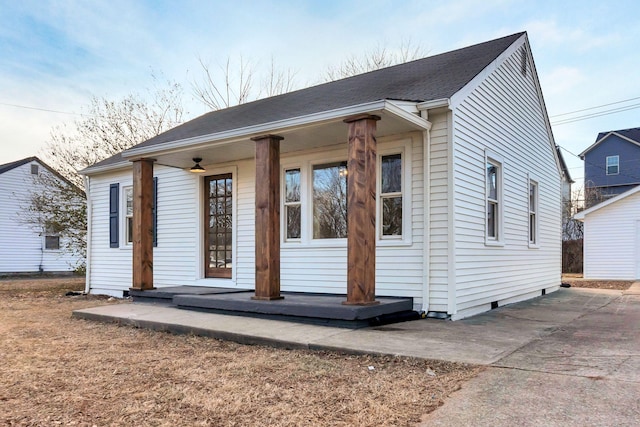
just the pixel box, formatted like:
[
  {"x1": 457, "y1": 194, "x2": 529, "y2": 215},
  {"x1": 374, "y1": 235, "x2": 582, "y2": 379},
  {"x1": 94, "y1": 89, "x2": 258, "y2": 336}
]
[{"x1": 1, "y1": 0, "x2": 639, "y2": 187}]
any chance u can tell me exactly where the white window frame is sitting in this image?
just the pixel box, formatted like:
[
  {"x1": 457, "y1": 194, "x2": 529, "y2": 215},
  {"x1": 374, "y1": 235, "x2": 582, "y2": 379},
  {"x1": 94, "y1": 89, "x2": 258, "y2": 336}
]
[
  {"x1": 122, "y1": 185, "x2": 134, "y2": 247},
  {"x1": 281, "y1": 138, "x2": 412, "y2": 248},
  {"x1": 376, "y1": 144, "x2": 411, "y2": 246},
  {"x1": 308, "y1": 156, "x2": 349, "y2": 246},
  {"x1": 485, "y1": 151, "x2": 504, "y2": 246},
  {"x1": 606, "y1": 155, "x2": 619, "y2": 175},
  {"x1": 43, "y1": 226, "x2": 60, "y2": 251},
  {"x1": 528, "y1": 175, "x2": 539, "y2": 248},
  {"x1": 283, "y1": 167, "x2": 302, "y2": 242}
]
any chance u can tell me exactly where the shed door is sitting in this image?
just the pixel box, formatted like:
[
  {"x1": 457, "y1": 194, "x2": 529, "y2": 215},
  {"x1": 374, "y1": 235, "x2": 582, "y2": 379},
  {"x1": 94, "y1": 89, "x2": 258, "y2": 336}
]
[{"x1": 205, "y1": 174, "x2": 233, "y2": 278}]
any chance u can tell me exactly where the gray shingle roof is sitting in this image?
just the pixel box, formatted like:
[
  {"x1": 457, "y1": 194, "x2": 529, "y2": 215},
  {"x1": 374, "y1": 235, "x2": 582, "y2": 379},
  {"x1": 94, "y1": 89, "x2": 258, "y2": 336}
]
[
  {"x1": 88, "y1": 32, "x2": 524, "y2": 170},
  {"x1": 596, "y1": 127, "x2": 640, "y2": 144},
  {"x1": 0, "y1": 156, "x2": 38, "y2": 175}
]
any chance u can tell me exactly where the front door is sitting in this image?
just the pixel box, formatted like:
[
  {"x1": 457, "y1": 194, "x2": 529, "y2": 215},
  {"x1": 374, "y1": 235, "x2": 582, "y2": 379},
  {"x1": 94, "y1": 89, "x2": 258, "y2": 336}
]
[{"x1": 205, "y1": 174, "x2": 233, "y2": 278}]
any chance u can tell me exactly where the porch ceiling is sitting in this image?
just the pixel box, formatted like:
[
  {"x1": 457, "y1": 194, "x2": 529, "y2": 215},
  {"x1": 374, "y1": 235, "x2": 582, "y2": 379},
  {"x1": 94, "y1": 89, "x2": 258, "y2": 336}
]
[{"x1": 150, "y1": 105, "x2": 428, "y2": 170}]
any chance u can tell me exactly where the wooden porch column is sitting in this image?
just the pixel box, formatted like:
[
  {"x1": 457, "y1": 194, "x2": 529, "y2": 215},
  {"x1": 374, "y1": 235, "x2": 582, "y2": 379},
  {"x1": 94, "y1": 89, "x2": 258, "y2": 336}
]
[
  {"x1": 252, "y1": 134, "x2": 284, "y2": 300},
  {"x1": 131, "y1": 158, "x2": 154, "y2": 291},
  {"x1": 343, "y1": 115, "x2": 380, "y2": 305}
]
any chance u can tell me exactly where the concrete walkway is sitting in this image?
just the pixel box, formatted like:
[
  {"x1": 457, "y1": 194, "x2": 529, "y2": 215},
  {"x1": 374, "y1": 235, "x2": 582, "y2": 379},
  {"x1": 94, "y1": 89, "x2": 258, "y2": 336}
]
[
  {"x1": 74, "y1": 285, "x2": 640, "y2": 425},
  {"x1": 420, "y1": 283, "x2": 640, "y2": 426}
]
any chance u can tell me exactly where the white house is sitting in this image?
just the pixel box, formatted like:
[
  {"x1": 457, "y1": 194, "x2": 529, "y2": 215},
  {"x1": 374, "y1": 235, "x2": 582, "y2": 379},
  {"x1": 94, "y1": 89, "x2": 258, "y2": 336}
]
[
  {"x1": 574, "y1": 186, "x2": 640, "y2": 280},
  {"x1": 81, "y1": 32, "x2": 562, "y2": 320},
  {"x1": 0, "y1": 156, "x2": 82, "y2": 274}
]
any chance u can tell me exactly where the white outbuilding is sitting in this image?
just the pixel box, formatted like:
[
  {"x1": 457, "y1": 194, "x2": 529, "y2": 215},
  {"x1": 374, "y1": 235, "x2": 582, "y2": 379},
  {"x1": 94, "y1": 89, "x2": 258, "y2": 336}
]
[{"x1": 574, "y1": 186, "x2": 640, "y2": 280}]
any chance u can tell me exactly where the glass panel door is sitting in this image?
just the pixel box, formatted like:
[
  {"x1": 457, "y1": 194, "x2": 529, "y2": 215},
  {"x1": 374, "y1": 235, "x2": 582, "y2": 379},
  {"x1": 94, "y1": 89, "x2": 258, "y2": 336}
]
[{"x1": 205, "y1": 174, "x2": 233, "y2": 278}]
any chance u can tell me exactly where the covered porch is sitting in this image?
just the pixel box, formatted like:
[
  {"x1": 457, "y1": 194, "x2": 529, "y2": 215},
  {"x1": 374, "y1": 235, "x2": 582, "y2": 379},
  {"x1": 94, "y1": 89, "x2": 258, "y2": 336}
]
[{"x1": 124, "y1": 100, "x2": 431, "y2": 316}]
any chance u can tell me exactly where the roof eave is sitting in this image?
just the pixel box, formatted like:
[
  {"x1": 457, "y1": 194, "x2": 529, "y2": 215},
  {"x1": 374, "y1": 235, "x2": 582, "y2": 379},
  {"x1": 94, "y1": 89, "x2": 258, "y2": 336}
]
[
  {"x1": 121, "y1": 99, "x2": 430, "y2": 160},
  {"x1": 573, "y1": 185, "x2": 640, "y2": 220},
  {"x1": 80, "y1": 161, "x2": 132, "y2": 176}
]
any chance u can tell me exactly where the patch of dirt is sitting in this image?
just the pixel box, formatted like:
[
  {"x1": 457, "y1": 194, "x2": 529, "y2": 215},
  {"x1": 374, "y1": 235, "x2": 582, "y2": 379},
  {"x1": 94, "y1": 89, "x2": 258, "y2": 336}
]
[
  {"x1": 0, "y1": 277, "x2": 479, "y2": 426},
  {"x1": 561, "y1": 275, "x2": 633, "y2": 290}
]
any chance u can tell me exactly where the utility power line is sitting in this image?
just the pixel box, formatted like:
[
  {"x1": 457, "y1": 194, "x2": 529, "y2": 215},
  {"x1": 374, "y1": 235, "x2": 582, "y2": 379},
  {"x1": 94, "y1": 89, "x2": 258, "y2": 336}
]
[{"x1": 550, "y1": 96, "x2": 640, "y2": 118}]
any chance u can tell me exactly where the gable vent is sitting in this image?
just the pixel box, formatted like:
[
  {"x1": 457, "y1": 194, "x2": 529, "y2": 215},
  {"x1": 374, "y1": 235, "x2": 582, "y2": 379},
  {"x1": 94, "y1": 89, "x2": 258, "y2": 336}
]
[{"x1": 520, "y1": 47, "x2": 528, "y2": 77}]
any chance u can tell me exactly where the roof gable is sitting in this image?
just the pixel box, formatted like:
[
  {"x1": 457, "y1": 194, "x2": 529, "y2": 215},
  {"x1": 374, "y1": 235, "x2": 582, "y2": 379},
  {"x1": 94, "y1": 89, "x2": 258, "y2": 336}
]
[
  {"x1": 0, "y1": 156, "x2": 84, "y2": 194},
  {"x1": 579, "y1": 127, "x2": 640, "y2": 158},
  {"x1": 0, "y1": 156, "x2": 38, "y2": 175},
  {"x1": 87, "y1": 32, "x2": 524, "y2": 171},
  {"x1": 574, "y1": 184, "x2": 640, "y2": 219}
]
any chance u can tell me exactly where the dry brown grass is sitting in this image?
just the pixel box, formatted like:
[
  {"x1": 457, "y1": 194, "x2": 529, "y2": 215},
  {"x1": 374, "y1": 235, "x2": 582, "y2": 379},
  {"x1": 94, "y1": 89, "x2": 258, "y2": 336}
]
[
  {"x1": 561, "y1": 275, "x2": 633, "y2": 291},
  {"x1": 0, "y1": 277, "x2": 479, "y2": 426}
]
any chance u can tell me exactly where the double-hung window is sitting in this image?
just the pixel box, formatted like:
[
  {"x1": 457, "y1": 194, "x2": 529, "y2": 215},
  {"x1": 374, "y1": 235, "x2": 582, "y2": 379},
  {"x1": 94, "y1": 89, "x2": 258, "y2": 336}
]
[
  {"x1": 283, "y1": 141, "x2": 409, "y2": 245},
  {"x1": 380, "y1": 153, "x2": 403, "y2": 238},
  {"x1": 486, "y1": 155, "x2": 502, "y2": 243},
  {"x1": 529, "y1": 179, "x2": 538, "y2": 246},
  {"x1": 284, "y1": 168, "x2": 301, "y2": 240},
  {"x1": 606, "y1": 155, "x2": 619, "y2": 175},
  {"x1": 124, "y1": 186, "x2": 134, "y2": 245},
  {"x1": 44, "y1": 226, "x2": 60, "y2": 250}
]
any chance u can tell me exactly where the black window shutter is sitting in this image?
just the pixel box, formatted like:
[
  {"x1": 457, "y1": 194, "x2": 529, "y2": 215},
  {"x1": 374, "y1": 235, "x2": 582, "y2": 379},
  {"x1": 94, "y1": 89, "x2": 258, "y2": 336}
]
[
  {"x1": 152, "y1": 177, "x2": 158, "y2": 247},
  {"x1": 109, "y1": 183, "x2": 119, "y2": 248}
]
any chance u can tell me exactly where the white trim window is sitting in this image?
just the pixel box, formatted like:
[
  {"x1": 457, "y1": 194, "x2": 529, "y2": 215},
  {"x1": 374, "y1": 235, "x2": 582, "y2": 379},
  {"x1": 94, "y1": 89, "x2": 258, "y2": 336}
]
[
  {"x1": 123, "y1": 186, "x2": 133, "y2": 245},
  {"x1": 606, "y1": 155, "x2": 619, "y2": 175},
  {"x1": 529, "y1": 178, "x2": 538, "y2": 246},
  {"x1": 312, "y1": 161, "x2": 348, "y2": 239},
  {"x1": 44, "y1": 226, "x2": 60, "y2": 250},
  {"x1": 284, "y1": 168, "x2": 301, "y2": 240},
  {"x1": 379, "y1": 153, "x2": 403, "y2": 238},
  {"x1": 485, "y1": 154, "x2": 503, "y2": 244}
]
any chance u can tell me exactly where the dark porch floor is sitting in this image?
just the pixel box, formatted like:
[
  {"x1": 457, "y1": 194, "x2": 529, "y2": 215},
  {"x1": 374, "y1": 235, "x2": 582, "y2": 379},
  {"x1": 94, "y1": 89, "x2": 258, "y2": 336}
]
[{"x1": 129, "y1": 286, "x2": 416, "y2": 328}]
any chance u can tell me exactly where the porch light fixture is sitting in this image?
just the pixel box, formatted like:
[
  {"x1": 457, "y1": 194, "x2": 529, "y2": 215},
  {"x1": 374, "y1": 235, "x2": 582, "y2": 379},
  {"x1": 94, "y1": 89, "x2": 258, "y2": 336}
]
[{"x1": 190, "y1": 157, "x2": 206, "y2": 173}]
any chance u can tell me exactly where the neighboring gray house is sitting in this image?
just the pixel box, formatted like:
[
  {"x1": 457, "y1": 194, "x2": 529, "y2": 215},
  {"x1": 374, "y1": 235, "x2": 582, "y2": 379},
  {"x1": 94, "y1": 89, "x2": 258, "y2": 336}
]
[
  {"x1": 574, "y1": 185, "x2": 640, "y2": 280},
  {"x1": 580, "y1": 127, "x2": 640, "y2": 205},
  {"x1": 81, "y1": 32, "x2": 563, "y2": 320},
  {"x1": 0, "y1": 156, "x2": 82, "y2": 273}
]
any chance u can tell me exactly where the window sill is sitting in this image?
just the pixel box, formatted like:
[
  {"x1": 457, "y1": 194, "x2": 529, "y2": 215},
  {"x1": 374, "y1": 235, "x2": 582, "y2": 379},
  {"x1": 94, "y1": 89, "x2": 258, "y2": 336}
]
[
  {"x1": 377, "y1": 239, "x2": 413, "y2": 248},
  {"x1": 528, "y1": 243, "x2": 540, "y2": 249},
  {"x1": 484, "y1": 239, "x2": 505, "y2": 247}
]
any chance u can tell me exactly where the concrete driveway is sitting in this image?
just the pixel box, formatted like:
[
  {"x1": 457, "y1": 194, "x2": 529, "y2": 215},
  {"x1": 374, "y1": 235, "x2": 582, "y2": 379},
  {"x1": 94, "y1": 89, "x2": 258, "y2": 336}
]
[{"x1": 420, "y1": 285, "x2": 640, "y2": 426}]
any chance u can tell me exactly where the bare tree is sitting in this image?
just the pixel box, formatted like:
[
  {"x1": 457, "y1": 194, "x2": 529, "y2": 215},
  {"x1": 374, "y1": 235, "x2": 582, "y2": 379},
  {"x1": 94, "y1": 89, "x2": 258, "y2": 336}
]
[
  {"x1": 325, "y1": 39, "x2": 427, "y2": 81},
  {"x1": 562, "y1": 186, "x2": 585, "y2": 241},
  {"x1": 22, "y1": 79, "x2": 186, "y2": 270},
  {"x1": 192, "y1": 55, "x2": 297, "y2": 110},
  {"x1": 260, "y1": 56, "x2": 297, "y2": 98}
]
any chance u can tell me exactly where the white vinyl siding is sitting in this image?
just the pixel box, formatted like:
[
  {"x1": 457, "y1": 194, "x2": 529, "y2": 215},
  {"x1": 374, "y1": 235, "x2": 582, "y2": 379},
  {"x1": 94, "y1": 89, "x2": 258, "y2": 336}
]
[
  {"x1": 582, "y1": 191, "x2": 640, "y2": 280},
  {"x1": 281, "y1": 137, "x2": 424, "y2": 305},
  {"x1": 0, "y1": 161, "x2": 79, "y2": 273},
  {"x1": 427, "y1": 112, "x2": 451, "y2": 312},
  {"x1": 450, "y1": 43, "x2": 561, "y2": 319},
  {"x1": 88, "y1": 138, "x2": 425, "y2": 306}
]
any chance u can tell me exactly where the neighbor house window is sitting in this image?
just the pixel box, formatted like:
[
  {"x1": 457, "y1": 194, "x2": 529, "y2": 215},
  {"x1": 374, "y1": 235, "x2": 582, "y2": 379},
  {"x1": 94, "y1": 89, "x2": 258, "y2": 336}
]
[
  {"x1": 529, "y1": 179, "x2": 538, "y2": 245},
  {"x1": 486, "y1": 157, "x2": 502, "y2": 242},
  {"x1": 124, "y1": 186, "x2": 133, "y2": 244},
  {"x1": 380, "y1": 153, "x2": 402, "y2": 237},
  {"x1": 284, "y1": 168, "x2": 301, "y2": 240},
  {"x1": 313, "y1": 161, "x2": 347, "y2": 239},
  {"x1": 31, "y1": 164, "x2": 39, "y2": 175},
  {"x1": 44, "y1": 226, "x2": 60, "y2": 250},
  {"x1": 606, "y1": 155, "x2": 619, "y2": 175}
]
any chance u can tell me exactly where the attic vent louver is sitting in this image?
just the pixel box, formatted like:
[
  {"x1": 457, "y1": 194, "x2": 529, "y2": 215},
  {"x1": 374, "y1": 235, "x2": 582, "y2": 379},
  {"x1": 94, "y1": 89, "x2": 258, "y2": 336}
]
[
  {"x1": 30, "y1": 164, "x2": 39, "y2": 175},
  {"x1": 520, "y1": 47, "x2": 527, "y2": 77}
]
